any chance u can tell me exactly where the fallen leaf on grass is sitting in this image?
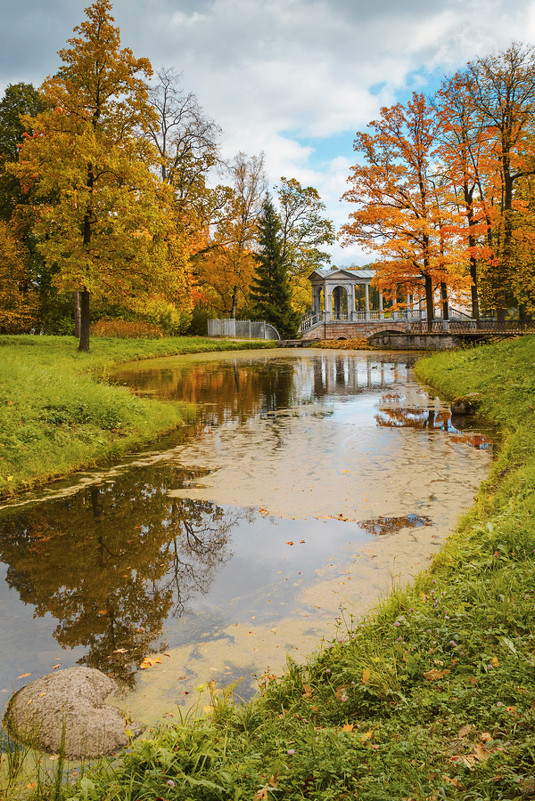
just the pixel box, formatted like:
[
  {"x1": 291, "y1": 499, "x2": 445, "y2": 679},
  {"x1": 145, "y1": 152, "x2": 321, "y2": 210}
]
[
  {"x1": 302, "y1": 685, "x2": 313, "y2": 699},
  {"x1": 362, "y1": 668, "x2": 371, "y2": 685},
  {"x1": 474, "y1": 743, "x2": 492, "y2": 761},
  {"x1": 341, "y1": 723, "x2": 354, "y2": 732},
  {"x1": 424, "y1": 668, "x2": 450, "y2": 681},
  {"x1": 441, "y1": 775, "x2": 463, "y2": 789},
  {"x1": 490, "y1": 656, "x2": 499, "y2": 667},
  {"x1": 458, "y1": 724, "x2": 473, "y2": 738},
  {"x1": 450, "y1": 754, "x2": 476, "y2": 769}
]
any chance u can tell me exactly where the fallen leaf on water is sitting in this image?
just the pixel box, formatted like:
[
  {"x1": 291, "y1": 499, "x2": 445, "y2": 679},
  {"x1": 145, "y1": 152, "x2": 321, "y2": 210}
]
[
  {"x1": 17, "y1": 673, "x2": 31, "y2": 679},
  {"x1": 286, "y1": 541, "x2": 294, "y2": 546},
  {"x1": 299, "y1": 539, "x2": 306, "y2": 544},
  {"x1": 52, "y1": 664, "x2": 61, "y2": 670},
  {"x1": 140, "y1": 656, "x2": 163, "y2": 670}
]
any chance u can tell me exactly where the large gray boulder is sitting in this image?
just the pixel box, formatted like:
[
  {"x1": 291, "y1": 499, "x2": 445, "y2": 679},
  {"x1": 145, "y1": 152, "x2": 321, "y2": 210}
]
[{"x1": 2, "y1": 667, "x2": 138, "y2": 759}]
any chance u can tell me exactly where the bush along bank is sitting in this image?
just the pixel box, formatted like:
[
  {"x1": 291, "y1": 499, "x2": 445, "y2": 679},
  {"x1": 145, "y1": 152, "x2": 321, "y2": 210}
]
[
  {"x1": 0, "y1": 335, "x2": 276, "y2": 496},
  {"x1": 19, "y1": 336, "x2": 528, "y2": 801}
]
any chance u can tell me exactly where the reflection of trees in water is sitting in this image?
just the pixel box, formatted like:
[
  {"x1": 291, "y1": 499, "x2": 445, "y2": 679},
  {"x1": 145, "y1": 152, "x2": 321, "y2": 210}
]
[
  {"x1": 375, "y1": 407, "x2": 493, "y2": 449},
  {"x1": 119, "y1": 357, "x2": 296, "y2": 425},
  {"x1": 0, "y1": 465, "x2": 243, "y2": 687},
  {"x1": 375, "y1": 407, "x2": 452, "y2": 430}
]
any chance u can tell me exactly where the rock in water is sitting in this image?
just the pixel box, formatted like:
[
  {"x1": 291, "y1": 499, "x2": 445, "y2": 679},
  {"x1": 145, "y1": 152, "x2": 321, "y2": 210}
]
[
  {"x1": 451, "y1": 392, "x2": 483, "y2": 416},
  {"x1": 2, "y1": 667, "x2": 136, "y2": 758}
]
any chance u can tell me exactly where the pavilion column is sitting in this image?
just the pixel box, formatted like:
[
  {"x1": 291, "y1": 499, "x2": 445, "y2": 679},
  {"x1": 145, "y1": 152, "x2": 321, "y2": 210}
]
[
  {"x1": 348, "y1": 284, "x2": 355, "y2": 321},
  {"x1": 324, "y1": 284, "x2": 331, "y2": 322},
  {"x1": 379, "y1": 291, "x2": 384, "y2": 320},
  {"x1": 365, "y1": 283, "x2": 370, "y2": 321}
]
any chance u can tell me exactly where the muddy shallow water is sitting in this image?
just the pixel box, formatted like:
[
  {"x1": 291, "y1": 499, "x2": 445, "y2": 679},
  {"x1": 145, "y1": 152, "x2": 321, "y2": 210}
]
[{"x1": 0, "y1": 349, "x2": 492, "y2": 725}]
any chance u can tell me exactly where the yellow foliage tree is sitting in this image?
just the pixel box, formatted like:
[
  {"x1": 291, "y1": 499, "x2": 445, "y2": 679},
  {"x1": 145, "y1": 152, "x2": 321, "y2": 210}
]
[{"x1": 14, "y1": 0, "x2": 187, "y2": 350}]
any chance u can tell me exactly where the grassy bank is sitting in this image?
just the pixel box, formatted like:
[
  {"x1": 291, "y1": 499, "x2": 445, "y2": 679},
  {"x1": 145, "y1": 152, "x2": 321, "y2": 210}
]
[{"x1": 0, "y1": 335, "x2": 275, "y2": 496}]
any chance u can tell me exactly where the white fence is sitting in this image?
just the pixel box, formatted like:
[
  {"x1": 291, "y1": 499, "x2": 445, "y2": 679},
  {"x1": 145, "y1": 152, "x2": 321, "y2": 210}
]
[{"x1": 207, "y1": 319, "x2": 280, "y2": 340}]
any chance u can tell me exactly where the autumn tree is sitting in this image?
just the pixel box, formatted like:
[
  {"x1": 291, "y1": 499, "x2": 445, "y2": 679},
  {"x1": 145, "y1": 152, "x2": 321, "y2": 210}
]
[
  {"x1": 341, "y1": 93, "x2": 468, "y2": 330},
  {"x1": 250, "y1": 197, "x2": 299, "y2": 338},
  {"x1": 464, "y1": 43, "x2": 535, "y2": 320},
  {"x1": 14, "y1": 0, "x2": 177, "y2": 350},
  {"x1": 209, "y1": 151, "x2": 267, "y2": 319},
  {"x1": 276, "y1": 176, "x2": 335, "y2": 312}
]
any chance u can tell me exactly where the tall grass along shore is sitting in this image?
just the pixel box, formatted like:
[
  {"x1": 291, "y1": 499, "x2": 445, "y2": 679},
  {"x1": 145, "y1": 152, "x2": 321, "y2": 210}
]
[
  {"x1": 0, "y1": 335, "x2": 275, "y2": 497},
  {"x1": 3, "y1": 336, "x2": 535, "y2": 800}
]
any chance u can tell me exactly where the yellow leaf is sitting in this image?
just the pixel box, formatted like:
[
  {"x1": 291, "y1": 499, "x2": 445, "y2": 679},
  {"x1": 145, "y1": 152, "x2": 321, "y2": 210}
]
[
  {"x1": 6, "y1": 475, "x2": 13, "y2": 482},
  {"x1": 361, "y1": 730, "x2": 374, "y2": 742},
  {"x1": 48, "y1": 755, "x2": 60, "y2": 762},
  {"x1": 424, "y1": 668, "x2": 450, "y2": 681},
  {"x1": 342, "y1": 723, "x2": 354, "y2": 732},
  {"x1": 491, "y1": 656, "x2": 499, "y2": 667},
  {"x1": 17, "y1": 673, "x2": 31, "y2": 679},
  {"x1": 362, "y1": 668, "x2": 371, "y2": 685},
  {"x1": 474, "y1": 743, "x2": 491, "y2": 761}
]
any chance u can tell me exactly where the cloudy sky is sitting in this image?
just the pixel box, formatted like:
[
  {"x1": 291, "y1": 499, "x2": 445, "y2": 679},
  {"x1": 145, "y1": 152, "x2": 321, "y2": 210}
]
[{"x1": 1, "y1": 0, "x2": 535, "y2": 264}]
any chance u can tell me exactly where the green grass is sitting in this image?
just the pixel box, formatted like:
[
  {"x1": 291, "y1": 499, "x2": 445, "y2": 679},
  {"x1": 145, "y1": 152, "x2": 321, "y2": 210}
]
[
  {"x1": 6, "y1": 336, "x2": 535, "y2": 801},
  {"x1": 0, "y1": 335, "x2": 275, "y2": 496}
]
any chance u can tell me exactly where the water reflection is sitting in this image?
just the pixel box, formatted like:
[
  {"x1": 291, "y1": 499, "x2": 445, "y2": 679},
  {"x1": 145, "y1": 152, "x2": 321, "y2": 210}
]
[
  {"x1": 0, "y1": 350, "x2": 494, "y2": 701},
  {"x1": 375, "y1": 406, "x2": 493, "y2": 448},
  {"x1": 0, "y1": 465, "x2": 242, "y2": 687}
]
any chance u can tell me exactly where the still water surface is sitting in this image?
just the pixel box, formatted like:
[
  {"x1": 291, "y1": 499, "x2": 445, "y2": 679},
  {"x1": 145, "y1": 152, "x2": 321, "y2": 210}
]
[{"x1": 0, "y1": 349, "x2": 492, "y2": 722}]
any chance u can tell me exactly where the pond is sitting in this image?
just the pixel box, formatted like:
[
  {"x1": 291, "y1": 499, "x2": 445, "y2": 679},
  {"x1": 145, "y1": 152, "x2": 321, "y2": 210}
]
[{"x1": 0, "y1": 349, "x2": 493, "y2": 725}]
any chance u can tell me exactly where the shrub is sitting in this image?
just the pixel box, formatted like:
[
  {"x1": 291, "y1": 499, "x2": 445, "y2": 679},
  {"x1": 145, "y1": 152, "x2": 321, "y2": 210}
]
[{"x1": 91, "y1": 318, "x2": 166, "y2": 339}]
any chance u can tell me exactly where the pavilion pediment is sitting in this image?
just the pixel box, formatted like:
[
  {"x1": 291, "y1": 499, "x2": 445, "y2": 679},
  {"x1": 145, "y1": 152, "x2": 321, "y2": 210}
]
[{"x1": 309, "y1": 267, "x2": 375, "y2": 283}]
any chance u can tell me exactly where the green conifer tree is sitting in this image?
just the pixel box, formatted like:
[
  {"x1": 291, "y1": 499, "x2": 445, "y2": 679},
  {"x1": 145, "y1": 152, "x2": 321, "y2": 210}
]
[{"x1": 250, "y1": 197, "x2": 299, "y2": 339}]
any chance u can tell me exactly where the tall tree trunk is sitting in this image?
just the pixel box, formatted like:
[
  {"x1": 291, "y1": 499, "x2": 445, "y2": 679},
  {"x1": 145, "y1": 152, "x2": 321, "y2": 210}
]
[
  {"x1": 424, "y1": 273, "x2": 434, "y2": 332},
  {"x1": 230, "y1": 285, "x2": 238, "y2": 319},
  {"x1": 78, "y1": 289, "x2": 90, "y2": 352},
  {"x1": 440, "y1": 282, "x2": 449, "y2": 321},
  {"x1": 73, "y1": 291, "x2": 81, "y2": 338}
]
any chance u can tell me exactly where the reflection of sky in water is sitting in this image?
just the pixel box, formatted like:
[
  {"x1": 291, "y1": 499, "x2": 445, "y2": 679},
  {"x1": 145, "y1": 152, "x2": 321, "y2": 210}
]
[{"x1": 0, "y1": 350, "x2": 493, "y2": 703}]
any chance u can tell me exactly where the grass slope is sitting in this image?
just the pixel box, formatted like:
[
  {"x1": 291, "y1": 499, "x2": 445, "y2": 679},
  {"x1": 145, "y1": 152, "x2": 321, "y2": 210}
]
[{"x1": 0, "y1": 335, "x2": 275, "y2": 496}]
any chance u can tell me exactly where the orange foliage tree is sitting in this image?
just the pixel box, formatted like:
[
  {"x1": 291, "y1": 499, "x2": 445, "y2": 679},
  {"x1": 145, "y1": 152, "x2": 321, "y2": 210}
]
[{"x1": 341, "y1": 93, "x2": 469, "y2": 330}]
